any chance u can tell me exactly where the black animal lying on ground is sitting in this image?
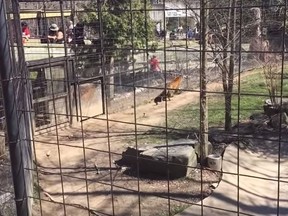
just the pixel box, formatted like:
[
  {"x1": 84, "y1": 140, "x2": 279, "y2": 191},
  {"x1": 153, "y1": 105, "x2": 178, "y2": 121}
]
[
  {"x1": 154, "y1": 75, "x2": 183, "y2": 105},
  {"x1": 154, "y1": 90, "x2": 172, "y2": 105}
]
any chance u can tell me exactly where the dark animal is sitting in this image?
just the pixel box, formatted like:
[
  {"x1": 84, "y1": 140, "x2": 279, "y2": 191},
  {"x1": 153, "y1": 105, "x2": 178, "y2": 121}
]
[
  {"x1": 154, "y1": 75, "x2": 183, "y2": 105},
  {"x1": 154, "y1": 90, "x2": 172, "y2": 105}
]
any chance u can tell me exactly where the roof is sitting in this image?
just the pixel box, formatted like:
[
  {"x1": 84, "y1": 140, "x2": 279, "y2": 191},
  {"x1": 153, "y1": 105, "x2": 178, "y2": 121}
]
[{"x1": 8, "y1": 10, "x2": 72, "y2": 20}]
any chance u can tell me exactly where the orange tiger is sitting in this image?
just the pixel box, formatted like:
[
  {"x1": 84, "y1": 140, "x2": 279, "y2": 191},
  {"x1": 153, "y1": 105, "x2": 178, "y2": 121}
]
[
  {"x1": 154, "y1": 75, "x2": 183, "y2": 105},
  {"x1": 168, "y1": 75, "x2": 183, "y2": 96}
]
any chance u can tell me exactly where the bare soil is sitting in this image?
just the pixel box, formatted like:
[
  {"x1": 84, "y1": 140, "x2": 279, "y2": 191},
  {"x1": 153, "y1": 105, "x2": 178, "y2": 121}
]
[
  {"x1": 33, "y1": 78, "x2": 228, "y2": 216},
  {"x1": 0, "y1": 69, "x2": 259, "y2": 216}
]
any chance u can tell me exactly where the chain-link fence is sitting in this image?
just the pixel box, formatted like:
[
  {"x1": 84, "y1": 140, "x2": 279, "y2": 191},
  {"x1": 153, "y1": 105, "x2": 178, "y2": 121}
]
[{"x1": 1, "y1": 0, "x2": 288, "y2": 215}]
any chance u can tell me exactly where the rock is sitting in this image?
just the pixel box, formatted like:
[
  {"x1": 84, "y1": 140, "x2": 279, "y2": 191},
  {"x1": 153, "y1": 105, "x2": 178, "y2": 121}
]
[
  {"x1": 250, "y1": 113, "x2": 270, "y2": 125},
  {"x1": 270, "y1": 112, "x2": 288, "y2": 129},
  {"x1": 232, "y1": 122, "x2": 256, "y2": 135},
  {"x1": 210, "y1": 133, "x2": 236, "y2": 143},
  {"x1": 167, "y1": 139, "x2": 198, "y2": 146},
  {"x1": 250, "y1": 113, "x2": 268, "y2": 121},
  {"x1": 139, "y1": 145, "x2": 197, "y2": 178},
  {"x1": 46, "y1": 151, "x2": 51, "y2": 158},
  {"x1": 266, "y1": 98, "x2": 288, "y2": 106},
  {"x1": 118, "y1": 139, "x2": 200, "y2": 178},
  {"x1": 120, "y1": 139, "x2": 198, "y2": 166},
  {"x1": 263, "y1": 104, "x2": 279, "y2": 117},
  {"x1": 210, "y1": 182, "x2": 219, "y2": 190},
  {"x1": 265, "y1": 99, "x2": 272, "y2": 106},
  {"x1": 135, "y1": 88, "x2": 145, "y2": 93},
  {"x1": 264, "y1": 98, "x2": 288, "y2": 116}
]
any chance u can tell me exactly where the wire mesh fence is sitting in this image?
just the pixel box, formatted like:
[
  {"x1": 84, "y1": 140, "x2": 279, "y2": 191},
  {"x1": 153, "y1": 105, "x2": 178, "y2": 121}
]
[{"x1": 1, "y1": 0, "x2": 288, "y2": 215}]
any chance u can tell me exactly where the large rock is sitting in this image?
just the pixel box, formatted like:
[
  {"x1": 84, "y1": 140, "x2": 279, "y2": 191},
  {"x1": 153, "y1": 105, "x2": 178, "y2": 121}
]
[
  {"x1": 120, "y1": 139, "x2": 199, "y2": 166},
  {"x1": 118, "y1": 139, "x2": 200, "y2": 178},
  {"x1": 139, "y1": 145, "x2": 197, "y2": 178},
  {"x1": 167, "y1": 139, "x2": 198, "y2": 146},
  {"x1": 250, "y1": 113, "x2": 270, "y2": 124}
]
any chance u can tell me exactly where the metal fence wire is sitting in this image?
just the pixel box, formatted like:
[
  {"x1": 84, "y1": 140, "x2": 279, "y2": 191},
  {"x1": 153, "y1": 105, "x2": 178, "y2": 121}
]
[{"x1": 1, "y1": 0, "x2": 288, "y2": 215}]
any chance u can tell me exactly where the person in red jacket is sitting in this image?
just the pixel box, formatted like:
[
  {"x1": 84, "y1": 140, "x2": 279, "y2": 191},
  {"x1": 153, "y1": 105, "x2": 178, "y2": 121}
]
[
  {"x1": 150, "y1": 55, "x2": 161, "y2": 72},
  {"x1": 149, "y1": 55, "x2": 164, "y2": 81},
  {"x1": 21, "y1": 21, "x2": 30, "y2": 44}
]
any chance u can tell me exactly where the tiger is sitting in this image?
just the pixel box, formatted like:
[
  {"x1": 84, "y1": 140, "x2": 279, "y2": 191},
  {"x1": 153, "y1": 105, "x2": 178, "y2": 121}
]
[
  {"x1": 154, "y1": 75, "x2": 183, "y2": 105},
  {"x1": 168, "y1": 75, "x2": 183, "y2": 96}
]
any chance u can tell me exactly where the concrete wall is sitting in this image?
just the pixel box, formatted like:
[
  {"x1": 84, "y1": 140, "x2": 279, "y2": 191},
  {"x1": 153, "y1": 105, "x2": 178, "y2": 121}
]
[{"x1": 16, "y1": 39, "x2": 74, "y2": 62}]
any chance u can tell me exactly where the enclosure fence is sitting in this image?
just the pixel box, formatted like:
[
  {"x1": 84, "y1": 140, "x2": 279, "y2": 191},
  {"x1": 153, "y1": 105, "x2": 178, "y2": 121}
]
[{"x1": 0, "y1": 0, "x2": 288, "y2": 215}]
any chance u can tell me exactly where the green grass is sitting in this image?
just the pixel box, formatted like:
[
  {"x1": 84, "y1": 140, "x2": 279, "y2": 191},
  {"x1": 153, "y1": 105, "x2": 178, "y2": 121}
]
[
  {"x1": 128, "y1": 132, "x2": 166, "y2": 146},
  {"x1": 133, "y1": 69, "x2": 288, "y2": 145},
  {"x1": 167, "y1": 69, "x2": 288, "y2": 129}
]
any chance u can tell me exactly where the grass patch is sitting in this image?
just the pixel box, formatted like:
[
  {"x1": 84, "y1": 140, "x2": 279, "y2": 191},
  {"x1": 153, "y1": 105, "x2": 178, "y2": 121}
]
[
  {"x1": 132, "y1": 67, "x2": 288, "y2": 146},
  {"x1": 167, "y1": 69, "x2": 288, "y2": 128},
  {"x1": 129, "y1": 133, "x2": 166, "y2": 146}
]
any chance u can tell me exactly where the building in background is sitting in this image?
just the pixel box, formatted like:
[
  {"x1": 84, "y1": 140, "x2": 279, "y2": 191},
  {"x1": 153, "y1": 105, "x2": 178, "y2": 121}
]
[{"x1": 150, "y1": 0, "x2": 199, "y2": 33}]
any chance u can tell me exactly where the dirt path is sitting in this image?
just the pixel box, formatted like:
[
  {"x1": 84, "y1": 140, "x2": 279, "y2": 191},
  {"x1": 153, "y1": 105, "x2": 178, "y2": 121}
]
[
  {"x1": 86, "y1": 68, "x2": 256, "y2": 130},
  {"x1": 84, "y1": 80, "x2": 224, "y2": 131}
]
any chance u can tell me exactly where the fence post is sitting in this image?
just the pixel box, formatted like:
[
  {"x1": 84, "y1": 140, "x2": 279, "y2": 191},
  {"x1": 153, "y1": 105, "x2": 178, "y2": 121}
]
[
  {"x1": 118, "y1": 62, "x2": 122, "y2": 92},
  {"x1": 0, "y1": 0, "x2": 32, "y2": 215}
]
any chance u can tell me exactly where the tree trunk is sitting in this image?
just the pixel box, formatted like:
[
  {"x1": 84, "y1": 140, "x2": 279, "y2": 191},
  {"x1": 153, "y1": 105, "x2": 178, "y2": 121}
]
[
  {"x1": 199, "y1": 0, "x2": 209, "y2": 164},
  {"x1": 222, "y1": 0, "x2": 231, "y2": 106},
  {"x1": 225, "y1": 0, "x2": 236, "y2": 131},
  {"x1": 224, "y1": 94, "x2": 232, "y2": 131}
]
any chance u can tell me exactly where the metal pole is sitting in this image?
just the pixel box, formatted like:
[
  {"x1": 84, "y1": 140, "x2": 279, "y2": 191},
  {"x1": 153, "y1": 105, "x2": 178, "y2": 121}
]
[{"x1": 0, "y1": 1, "x2": 29, "y2": 216}]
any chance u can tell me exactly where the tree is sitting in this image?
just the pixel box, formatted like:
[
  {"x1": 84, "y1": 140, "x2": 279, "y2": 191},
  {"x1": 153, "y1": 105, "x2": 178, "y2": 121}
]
[
  {"x1": 78, "y1": 0, "x2": 154, "y2": 98},
  {"x1": 208, "y1": 0, "x2": 238, "y2": 131},
  {"x1": 183, "y1": 0, "x2": 263, "y2": 131},
  {"x1": 262, "y1": 55, "x2": 282, "y2": 107},
  {"x1": 199, "y1": 0, "x2": 209, "y2": 162}
]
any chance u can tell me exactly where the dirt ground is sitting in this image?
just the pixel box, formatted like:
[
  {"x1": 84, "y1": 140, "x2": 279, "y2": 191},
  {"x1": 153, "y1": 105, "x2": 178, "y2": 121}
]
[
  {"x1": 32, "y1": 76, "x2": 229, "y2": 216},
  {"x1": 0, "y1": 69, "x2": 257, "y2": 216}
]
